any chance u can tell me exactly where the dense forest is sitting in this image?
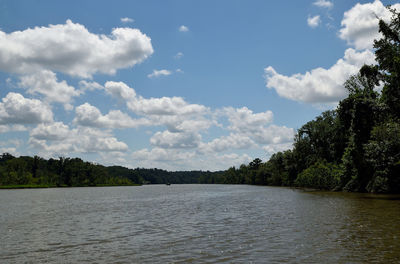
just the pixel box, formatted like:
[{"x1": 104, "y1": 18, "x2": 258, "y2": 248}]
[
  {"x1": 206, "y1": 9, "x2": 400, "y2": 193},
  {"x1": 0, "y1": 153, "x2": 224, "y2": 188}
]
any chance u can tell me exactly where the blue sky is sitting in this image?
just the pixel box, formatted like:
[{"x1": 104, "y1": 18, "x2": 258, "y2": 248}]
[{"x1": 0, "y1": 0, "x2": 397, "y2": 170}]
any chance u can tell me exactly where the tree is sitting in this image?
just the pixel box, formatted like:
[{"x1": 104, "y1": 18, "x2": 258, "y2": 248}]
[
  {"x1": 336, "y1": 74, "x2": 380, "y2": 191},
  {"x1": 295, "y1": 160, "x2": 341, "y2": 190},
  {"x1": 365, "y1": 121, "x2": 400, "y2": 193},
  {"x1": 361, "y1": 8, "x2": 400, "y2": 119},
  {"x1": 249, "y1": 158, "x2": 262, "y2": 185}
]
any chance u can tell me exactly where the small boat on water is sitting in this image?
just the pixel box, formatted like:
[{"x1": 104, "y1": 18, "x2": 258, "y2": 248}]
[{"x1": 166, "y1": 182, "x2": 171, "y2": 186}]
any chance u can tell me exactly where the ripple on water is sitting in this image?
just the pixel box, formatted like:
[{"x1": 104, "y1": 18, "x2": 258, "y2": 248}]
[{"x1": 0, "y1": 185, "x2": 399, "y2": 263}]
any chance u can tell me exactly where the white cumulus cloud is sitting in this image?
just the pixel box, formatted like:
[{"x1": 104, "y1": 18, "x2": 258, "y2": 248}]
[
  {"x1": 74, "y1": 103, "x2": 150, "y2": 129},
  {"x1": 250, "y1": 124, "x2": 295, "y2": 145},
  {"x1": 19, "y1": 70, "x2": 81, "y2": 107},
  {"x1": 104, "y1": 81, "x2": 136, "y2": 101},
  {"x1": 128, "y1": 96, "x2": 207, "y2": 116},
  {"x1": 339, "y1": 0, "x2": 400, "y2": 50},
  {"x1": 150, "y1": 130, "x2": 201, "y2": 149},
  {"x1": 223, "y1": 107, "x2": 294, "y2": 146},
  {"x1": 224, "y1": 107, "x2": 274, "y2": 133},
  {"x1": 199, "y1": 133, "x2": 255, "y2": 154},
  {"x1": 265, "y1": 48, "x2": 376, "y2": 103},
  {"x1": 0, "y1": 19, "x2": 153, "y2": 78},
  {"x1": 0, "y1": 92, "x2": 53, "y2": 124},
  {"x1": 30, "y1": 122, "x2": 70, "y2": 141},
  {"x1": 29, "y1": 123, "x2": 128, "y2": 155},
  {"x1": 104, "y1": 81, "x2": 208, "y2": 116}
]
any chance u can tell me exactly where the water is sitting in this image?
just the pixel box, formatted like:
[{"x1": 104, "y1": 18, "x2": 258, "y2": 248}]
[{"x1": 1, "y1": 185, "x2": 399, "y2": 263}]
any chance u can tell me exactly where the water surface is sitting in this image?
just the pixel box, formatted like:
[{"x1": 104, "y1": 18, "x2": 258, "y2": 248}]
[{"x1": 1, "y1": 185, "x2": 399, "y2": 263}]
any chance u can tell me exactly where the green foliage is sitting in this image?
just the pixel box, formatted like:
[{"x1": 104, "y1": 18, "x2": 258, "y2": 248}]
[
  {"x1": 373, "y1": 9, "x2": 400, "y2": 119},
  {"x1": 294, "y1": 110, "x2": 341, "y2": 170},
  {"x1": 0, "y1": 153, "x2": 225, "y2": 188},
  {"x1": 295, "y1": 161, "x2": 341, "y2": 190},
  {"x1": 364, "y1": 121, "x2": 400, "y2": 192},
  {"x1": 0, "y1": 154, "x2": 139, "y2": 187}
]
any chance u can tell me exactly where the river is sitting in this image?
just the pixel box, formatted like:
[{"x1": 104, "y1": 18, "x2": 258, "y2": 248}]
[{"x1": 1, "y1": 184, "x2": 399, "y2": 263}]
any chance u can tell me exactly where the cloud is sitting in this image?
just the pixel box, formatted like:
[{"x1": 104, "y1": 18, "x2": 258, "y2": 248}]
[
  {"x1": 19, "y1": 70, "x2": 81, "y2": 107},
  {"x1": 104, "y1": 81, "x2": 212, "y2": 153},
  {"x1": 104, "y1": 81, "x2": 136, "y2": 101},
  {"x1": 339, "y1": 0, "x2": 400, "y2": 50},
  {"x1": 224, "y1": 107, "x2": 273, "y2": 133},
  {"x1": 164, "y1": 118, "x2": 212, "y2": 133},
  {"x1": 30, "y1": 122, "x2": 70, "y2": 141},
  {"x1": 78, "y1": 80, "x2": 103, "y2": 92},
  {"x1": 150, "y1": 130, "x2": 201, "y2": 149},
  {"x1": 307, "y1": 15, "x2": 321, "y2": 28},
  {"x1": 249, "y1": 124, "x2": 294, "y2": 145},
  {"x1": 29, "y1": 123, "x2": 128, "y2": 155},
  {"x1": 131, "y1": 147, "x2": 252, "y2": 171},
  {"x1": 263, "y1": 142, "x2": 293, "y2": 155},
  {"x1": 0, "y1": 125, "x2": 27, "y2": 133},
  {"x1": 103, "y1": 81, "x2": 287, "y2": 168},
  {"x1": 128, "y1": 96, "x2": 207, "y2": 116},
  {"x1": 74, "y1": 103, "x2": 150, "y2": 129},
  {"x1": 132, "y1": 147, "x2": 194, "y2": 162},
  {"x1": 0, "y1": 147, "x2": 18, "y2": 156},
  {"x1": 121, "y1": 17, "x2": 134, "y2": 23},
  {"x1": 187, "y1": 106, "x2": 295, "y2": 157},
  {"x1": 223, "y1": 107, "x2": 294, "y2": 146},
  {"x1": 0, "y1": 139, "x2": 23, "y2": 156},
  {"x1": 147, "y1": 69, "x2": 172, "y2": 78},
  {"x1": 179, "y1": 25, "x2": 189, "y2": 32},
  {"x1": 265, "y1": 48, "x2": 376, "y2": 103},
  {"x1": 264, "y1": 1, "x2": 400, "y2": 105},
  {"x1": 313, "y1": 0, "x2": 333, "y2": 9},
  {"x1": 0, "y1": 19, "x2": 153, "y2": 78},
  {"x1": 199, "y1": 133, "x2": 255, "y2": 153},
  {"x1": 0, "y1": 92, "x2": 53, "y2": 124},
  {"x1": 174, "y1": 52, "x2": 184, "y2": 59},
  {"x1": 104, "y1": 81, "x2": 208, "y2": 116}
]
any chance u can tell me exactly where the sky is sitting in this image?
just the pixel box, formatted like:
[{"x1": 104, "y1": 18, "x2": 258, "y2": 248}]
[{"x1": 0, "y1": 0, "x2": 398, "y2": 171}]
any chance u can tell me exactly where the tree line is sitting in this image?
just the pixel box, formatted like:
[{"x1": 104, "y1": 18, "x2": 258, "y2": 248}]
[
  {"x1": 0, "y1": 153, "x2": 224, "y2": 188},
  {"x1": 204, "y1": 8, "x2": 400, "y2": 193}
]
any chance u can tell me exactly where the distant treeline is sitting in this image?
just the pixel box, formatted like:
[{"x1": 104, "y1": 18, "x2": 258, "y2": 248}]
[
  {"x1": 0, "y1": 153, "x2": 224, "y2": 188},
  {"x1": 202, "y1": 9, "x2": 400, "y2": 193}
]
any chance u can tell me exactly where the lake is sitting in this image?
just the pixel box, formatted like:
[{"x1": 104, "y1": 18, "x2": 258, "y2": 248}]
[{"x1": 1, "y1": 184, "x2": 399, "y2": 263}]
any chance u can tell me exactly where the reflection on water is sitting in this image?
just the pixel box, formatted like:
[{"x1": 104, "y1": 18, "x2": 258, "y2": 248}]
[{"x1": 0, "y1": 185, "x2": 399, "y2": 263}]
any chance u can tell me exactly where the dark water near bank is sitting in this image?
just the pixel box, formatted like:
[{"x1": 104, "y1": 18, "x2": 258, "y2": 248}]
[{"x1": 1, "y1": 185, "x2": 399, "y2": 263}]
